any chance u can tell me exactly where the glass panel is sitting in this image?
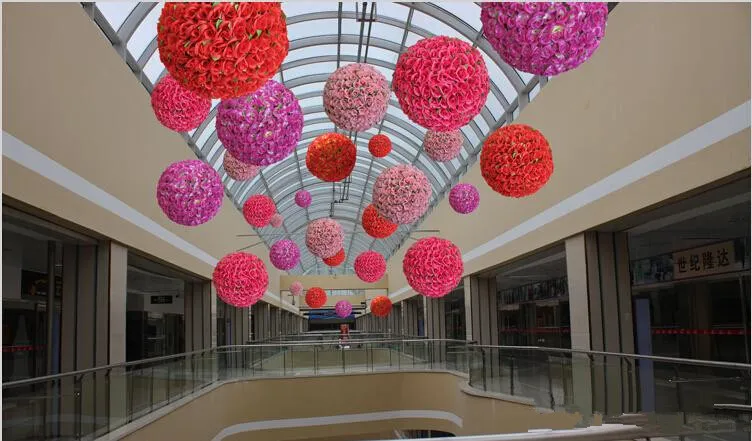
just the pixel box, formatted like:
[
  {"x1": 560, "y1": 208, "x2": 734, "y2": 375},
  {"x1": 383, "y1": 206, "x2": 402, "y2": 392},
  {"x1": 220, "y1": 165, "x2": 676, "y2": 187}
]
[
  {"x1": 126, "y1": 4, "x2": 163, "y2": 59},
  {"x1": 96, "y1": 2, "x2": 137, "y2": 31}
]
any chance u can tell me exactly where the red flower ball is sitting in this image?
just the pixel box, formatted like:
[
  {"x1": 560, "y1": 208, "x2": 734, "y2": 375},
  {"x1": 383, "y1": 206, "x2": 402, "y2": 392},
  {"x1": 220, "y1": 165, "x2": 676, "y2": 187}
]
[
  {"x1": 157, "y1": 2, "x2": 289, "y2": 99},
  {"x1": 362, "y1": 204, "x2": 398, "y2": 239},
  {"x1": 480, "y1": 124, "x2": 554, "y2": 198},
  {"x1": 151, "y1": 75, "x2": 211, "y2": 132},
  {"x1": 371, "y1": 295, "x2": 393, "y2": 318},
  {"x1": 323, "y1": 249, "x2": 345, "y2": 267},
  {"x1": 368, "y1": 134, "x2": 392, "y2": 158},
  {"x1": 213, "y1": 252, "x2": 268, "y2": 308},
  {"x1": 306, "y1": 133, "x2": 356, "y2": 182},
  {"x1": 305, "y1": 287, "x2": 328, "y2": 309},
  {"x1": 243, "y1": 194, "x2": 277, "y2": 228},
  {"x1": 403, "y1": 237, "x2": 463, "y2": 298},
  {"x1": 354, "y1": 251, "x2": 386, "y2": 283}
]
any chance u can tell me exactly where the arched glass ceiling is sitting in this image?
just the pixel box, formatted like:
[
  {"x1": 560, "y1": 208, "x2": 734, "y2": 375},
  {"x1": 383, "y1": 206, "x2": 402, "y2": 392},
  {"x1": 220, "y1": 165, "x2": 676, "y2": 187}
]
[{"x1": 84, "y1": 2, "x2": 551, "y2": 275}]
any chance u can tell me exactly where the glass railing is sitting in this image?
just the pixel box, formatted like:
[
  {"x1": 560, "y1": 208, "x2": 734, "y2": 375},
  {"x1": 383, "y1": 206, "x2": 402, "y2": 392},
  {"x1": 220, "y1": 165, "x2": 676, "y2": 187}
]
[{"x1": 265, "y1": 332, "x2": 424, "y2": 343}]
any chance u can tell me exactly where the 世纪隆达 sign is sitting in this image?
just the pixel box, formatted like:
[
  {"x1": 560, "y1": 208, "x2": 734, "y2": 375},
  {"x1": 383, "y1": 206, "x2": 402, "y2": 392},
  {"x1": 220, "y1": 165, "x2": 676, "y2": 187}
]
[{"x1": 672, "y1": 241, "x2": 736, "y2": 280}]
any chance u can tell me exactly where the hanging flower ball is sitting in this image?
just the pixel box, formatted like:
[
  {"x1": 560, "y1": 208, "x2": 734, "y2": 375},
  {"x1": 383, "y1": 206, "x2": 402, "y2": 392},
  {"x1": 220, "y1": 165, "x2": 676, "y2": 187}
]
[
  {"x1": 290, "y1": 281, "x2": 304, "y2": 296},
  {"x1": 305, "y1": 287, "x2": 327, "y2": 309},
  {"x1": 242, "y1": 195, "x2": 277, "y2": 228},
  {"x1": 216, "y1": 80, "x2": 303, "y2": 166},
  {"x1": 354, "y1": 251, "x2": 387, "y2": 283},
  {"x1": 323, "y1": 63, "x2": 390, "y2": 132},
  {"x1": 372, "y1": 165, "x2": 432, "y2": 225},
  {"x1": 480, "y1": 2, "x2": 608, "y2": 77},
  {"x1": 403, "y1": 237, "x2": 463, "y2": 298},
  {"x1": 392, "y1": 36, "x2": 489, "y2": 131},
  {"x1": 213, "y1": 252, "x2": 268, "y2": 308},
  {"x1": 371, "y1": 295, "x2": 393, "y2": 318},
  {"x1": 305, "y1": 218, "x2": 344, "y2": 259},
  {"x1": 295, "y1": 189, "x2": 312, "y2": 208},
  {"x1": 157, "y1": 2, "x2": 289, "y2": 99},
  {"x1": 449, "y1": 183, "x2": 480, "y2": 214},
  {"x1": 368, "y1": 134, "x2": 392, "y2": 158},
  {"x1": 323, "y1": 249, "x2": 345, "y2": 267},
  {"x1": 361, "y1": 204, "x2": 398, "y2": 239},
  {"x1": 151, "y1": 75, "x2": 211, "y2": 132},
  {"x1": 306, "y1": 133, "x2": 356, "y2": 182},
  {"x1": 335, "y1": 300, "x2": 353, "y2": 318},
  {"x1": 424, "y1": 130, "x2": 463, "y2": 162},
  {"x1": 223, "y1": 151, "x2": 260, "y2": 181},
  {"x1": 480, "y1": 124, "x2": 554, "y2": 198},
  {"x1": 269, "y1": 214, "x2": 283, "y2": 228},
  {"x1": 156, "y1": 160, "x2": 223, "y2": 226},
  {"x1": 269, "y1": 239, "x2": 300, "y2": 271}
]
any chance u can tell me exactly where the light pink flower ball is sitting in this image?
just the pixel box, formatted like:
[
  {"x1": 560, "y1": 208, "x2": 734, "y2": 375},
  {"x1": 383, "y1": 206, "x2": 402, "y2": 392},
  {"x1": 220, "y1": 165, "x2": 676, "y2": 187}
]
[
  {"x1": 290, "y1": 281, "x2": 304, "y2": 296},
  {"x1": 424, "y1": 130, "x2": 463, "y2": 162},
  {"x1": 223, "y1": 151, "x2": 260, "y2": 181},
  {"x1": 269, "y1": 213, "x2": 283, "y2": 228},
  {"x1": 372, "y1": 165, "x2": 432, "y2": 225},
  {"x1": 305, "y1": 218, "x2": 344, "y2": 259},
  {"x1": 324, "y1": 63, "x2": 390, "y2": 132}
]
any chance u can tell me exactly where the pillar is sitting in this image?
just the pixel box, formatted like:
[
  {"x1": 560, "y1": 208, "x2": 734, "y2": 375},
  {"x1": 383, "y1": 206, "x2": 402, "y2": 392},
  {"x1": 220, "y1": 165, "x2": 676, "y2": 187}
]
[
  {"x1": 107, "y1": 242, "x2": 128, "y2": 433},
  {"x1": 463, "y1": 275, "x2": 499, "y2": 345},
  {"x1": 185, "y1": 281, "x2": 213, "y2": 351}
]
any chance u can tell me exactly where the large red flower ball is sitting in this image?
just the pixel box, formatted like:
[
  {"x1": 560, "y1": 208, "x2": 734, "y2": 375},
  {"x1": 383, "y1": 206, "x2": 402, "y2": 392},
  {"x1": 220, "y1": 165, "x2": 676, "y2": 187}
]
[
  {"x1": 361, "y1": 204, "x2": 398, "y2": 239},
  {"x1": 243, "y1": 195, "x2": 277, "y2": 228},
  {"x1": 324, "y1": 63, "x2": 390, "y2": 132},
  {"x1": 424, "y1": 130, "x2": 463, "y2": 162},
  {"x1": 213, "y1": 252, "x2": 268, "y2": 308},
  {"x1": 372, "y1": 165, "x2": 432, "y2": 225},
  {"x1": 305, "y1": 287, "x2": 327, "y2": 309},
  {"x1": 157, "y1": 2, "x2": 289, "y2": 99},
  {"x1": 403, "y1": 237, "x2": 463, "y2": 298},
  {"x1": 306, "y1": 133, "x2": 356, "y2": 182},
  {"x1": 392, "y1": 36, "x2": 490, "y2": 131},
  {"x1": 305, "y1": 218, "x2": 344, "y2": 259},
  {"x1": 371, "y1": 295, "x2": 393, "y2": 318},
  {"x1": 480, "y1": 124, "x2": 554, "y2": 198},
  {"x1": 323, "y1": 249, "x2": 345, "y2": 267},
  {"x1": 223, "y1": 151, "x2": 259, "y2": 181},
  {"x1": 368, "y1": 134, "x2": 392, "y2": 158},
  {"x1": 354, "y1": 251, "x2": 387, "y2": 283},
  {"x1": 151, "y1": 75, "x2": 211, "y2": 132}
]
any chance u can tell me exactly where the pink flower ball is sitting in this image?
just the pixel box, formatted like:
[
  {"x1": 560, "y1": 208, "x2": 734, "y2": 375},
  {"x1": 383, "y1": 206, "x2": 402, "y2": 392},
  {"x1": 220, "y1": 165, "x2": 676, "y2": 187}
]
[
  {"x1": 449, "y1": 183, "x2": 480, "y2": 214},
  {"x1": 403, "y1": 237, "x2": 464, "y2": 298},
  {"x1": 335, "y1": 300, "x2": 353, "y2": 318},
  {"x1": 295, "y1": 190, "x2": 312, "y2": 208},
  {"x1": 269, "y1": 214, "x2": 283, "y2": 228},
  {"x1": 424, "y1": 130, "x2": 463, "y2": 162},
  {"x1": 223, "y1": 151, "x2": 260, "y2": 181},
  {"x1": 151, "y1": 75, "x2": 211, "y2": 132},
  {"x1": 213, "y1": 252, "x2": 268, "y2": 308},
  {"x1": 354, "y1": 251, "x2": 387, "y2": 283},
  {"x1": 243, "y1": 195, "x2": 276, "y2": 228},
  {"x1": 324, "y1": 63, "x2": 390, "y2": 132},
  {"x1": 156, "y1": 159, "x2": 223, "y2": 226},
  {"x1": 290, "y1": 281, "x2": 304, "y2": 296},
  {"x1": 305, "y1": 218, "x2": 344, "y2": 259},
  {"x1": 269, "y1": 239, "x2": 300, "y2": 271},
  {"x1": 480, "y1": 2, "x2": 608, "y2": 76},
  {"x1": 372, "y1": 165, "x2": 432, "y2": 224},
  {"x1": 392, "y1": 36, "x2": 489, "y2": 131}
]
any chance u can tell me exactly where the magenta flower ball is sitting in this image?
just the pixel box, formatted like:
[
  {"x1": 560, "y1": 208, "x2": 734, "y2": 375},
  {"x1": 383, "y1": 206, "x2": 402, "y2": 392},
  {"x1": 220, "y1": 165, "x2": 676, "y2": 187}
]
[
  {"x1": 449, "y1": 183, "x2": 480, "y2": 214},
  {"x1": 290, "y1": 281, "x2": 304, "y2": 296},
  {"x1": 305, "y1": 218, "x2": 344, "y2": 259},
  {"x1": 324, "y1": 63, "x2": 390, "y2": 132},
  {"x1": 372, "y1": 165, "x2": 432, "y2": 225},
  {"x1": 156, "y1": 159, "x2": 223, "y2": 226},
  {"x1": 269, "y1": 239, "x2": 300, "y2": 271},
  {"x1": 295, "y1": 189, "x2": 312, "y2": 208},
  {"x1": 335, "y1": 300, "x2": 353, "y2": 318},
  {"x1": 216, "y1": 80, "x2": 303, "y2": 166},
  {"x1": 424, "y1": 130, "x2": 463, "y2": 162}
]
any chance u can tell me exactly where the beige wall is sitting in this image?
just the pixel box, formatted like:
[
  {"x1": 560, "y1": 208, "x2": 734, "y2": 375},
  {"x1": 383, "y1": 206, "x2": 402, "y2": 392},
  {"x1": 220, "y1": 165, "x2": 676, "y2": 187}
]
[
  {"x1": 280, "y1": 274, "x2": 389, "y2": 291},
  {"x1": 387, "y1": 2, "x2": 751, "y2": 300}
]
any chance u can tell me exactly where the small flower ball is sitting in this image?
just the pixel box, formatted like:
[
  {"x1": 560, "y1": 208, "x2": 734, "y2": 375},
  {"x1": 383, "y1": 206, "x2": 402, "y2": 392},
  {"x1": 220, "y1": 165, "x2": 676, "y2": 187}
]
[
  {"x1": 354, "y1": 251, "x2": 387, "y2": 283},
  {"x1": 223, "y1": 151, "x2": 260, "y2": 181},
  {"x1": 305, "y1": 218, "x2": 344, "y2": 259},
  {"x1": 269, "y1": 239, "x2": 300, "y2": 271},
  {"x1": 295, "y1": 189, "x2": 312, "y2": 208},
  {"x1": 290, "y1": 281, "x2": 304, "y2": 296},
  {"x1": 335, "y1": 300, "x2": 353, "y2": 318},
  {"x1": 151, "y1": 75, "x2": 211, "y2": 132},
  {"x1": 480, "y1": 2, "x2": 608, "y2": 76},
  {"x1": 324, "y1": 63, "x2": 390, "y2": 132},
  {"x1": 403, "y1": 237, "x2": 464, "y2": 298},
  {"x1": 156, "y1": 159, "x2": 223, "y2": 226},
  {"x1": 371, "y1": 295, "x2": 393, "y2": 317},
  {"x1": 480, "y1": 124, "x2": 554, "y2": 197},
  {"x1": 243, "y1": 195, "x2": 277, "y2": 228},
  {"x1": 392, "y1": 36, "x2": 490, "y2": 131},
  {"x1": 305, "y1": 287, "x2": 327, "y2": 309},
  {"x1": 306, "y1": 133, "x2": 357, "y2": 182},
  {"x1": 269, "y1": 214, "x2": 283, "y2": 228},
  {"x1": 213, "y1": 252, "x2": 269, "y2": 308},
  {"x1": 323, "y1": 249, "x2": 345, "y2": 267},
  {"x1": 217, "y1": 80, "x2": 303, "y2": 166},
  {"x1": 368, "y1": 134, "x2": 392, "y2": 158},
  {"x1": 372, "y1": 165, "x2": 432, "y2": 224},
  {"x1": 424, "y1": 130, "x2": 463, "y2": 162},
  {"x1": 449, "y1": 183, "x2": 480, "y2": 214},
  {"x1": 361, "y1": 204, "x2": 398, "y2": 239}
]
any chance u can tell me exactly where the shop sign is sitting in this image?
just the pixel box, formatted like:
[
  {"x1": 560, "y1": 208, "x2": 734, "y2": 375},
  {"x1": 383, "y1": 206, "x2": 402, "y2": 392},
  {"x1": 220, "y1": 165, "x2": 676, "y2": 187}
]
[
  {"x1": 672, "y1": 241, "x2": 736, "y2": 280},
  {"x1": 150, "y1": 295, "x2": 173, "y2": 304}
]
